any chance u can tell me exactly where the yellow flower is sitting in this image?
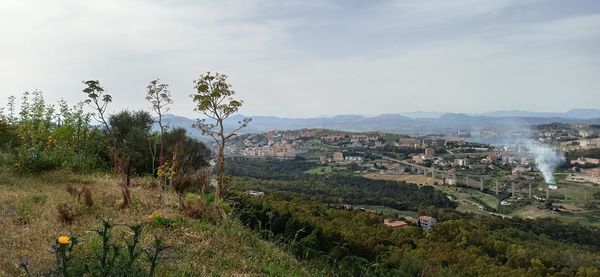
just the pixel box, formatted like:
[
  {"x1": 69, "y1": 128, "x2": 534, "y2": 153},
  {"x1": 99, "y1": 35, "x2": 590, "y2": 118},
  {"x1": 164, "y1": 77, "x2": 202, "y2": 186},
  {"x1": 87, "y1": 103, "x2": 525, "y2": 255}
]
[{"x1": 57, "y1": 235, "x2": 71, "y2": 245}]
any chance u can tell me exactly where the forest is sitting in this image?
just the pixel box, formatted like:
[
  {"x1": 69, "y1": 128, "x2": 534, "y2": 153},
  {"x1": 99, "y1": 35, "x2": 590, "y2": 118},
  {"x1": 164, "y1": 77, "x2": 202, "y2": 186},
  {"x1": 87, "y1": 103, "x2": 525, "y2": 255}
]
[
  {"x1": 228, "y1": 158, "x2": 600, "y2": 276},
  {"x1": 234, "y1": 195, "x2": 600, "y2": 276}
]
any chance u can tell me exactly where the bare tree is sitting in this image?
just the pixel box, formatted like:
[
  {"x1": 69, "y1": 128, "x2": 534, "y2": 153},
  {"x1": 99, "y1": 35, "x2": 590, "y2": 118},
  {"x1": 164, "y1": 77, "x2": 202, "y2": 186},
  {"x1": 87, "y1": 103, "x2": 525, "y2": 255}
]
[
  {"x1": 191, "y1": 72, "x2": 251, "y2": 214},
  {"x1": 82, "y1": 80, "x2": 131, "y2": 209},
  {"x1": 145, "y1": 79, "x2": 173, "y2": 168}
]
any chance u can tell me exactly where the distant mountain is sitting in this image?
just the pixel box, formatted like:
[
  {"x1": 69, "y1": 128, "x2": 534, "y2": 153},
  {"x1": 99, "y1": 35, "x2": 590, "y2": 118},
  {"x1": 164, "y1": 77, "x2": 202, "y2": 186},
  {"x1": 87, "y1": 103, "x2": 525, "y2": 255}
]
[
  {"x1": 481, "y1": 109, "x2": 600, "y2": 119},
  {"x1": 159, "y1": 110, "x2": 600, "y2": 138},
  {"x1": 397, "y1": 111, "x2": 446, "y2": 118}
]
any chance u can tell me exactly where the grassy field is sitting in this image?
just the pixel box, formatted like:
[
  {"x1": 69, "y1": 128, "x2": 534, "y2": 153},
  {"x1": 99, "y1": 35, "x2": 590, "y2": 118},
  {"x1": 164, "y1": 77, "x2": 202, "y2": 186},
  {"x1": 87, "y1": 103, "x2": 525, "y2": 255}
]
[
  {"x1": 0, "y1": 169, "x2": 312, "y2": 276},
  {"x1": 363, "y1": 173, "x2": 439, "y2": 185},
  {"x1": 305, "y1": 165, "x2": 334, "y2": 175},
  {"x1": 364, "y1": 172, "x2": 600, "y2": 227}
]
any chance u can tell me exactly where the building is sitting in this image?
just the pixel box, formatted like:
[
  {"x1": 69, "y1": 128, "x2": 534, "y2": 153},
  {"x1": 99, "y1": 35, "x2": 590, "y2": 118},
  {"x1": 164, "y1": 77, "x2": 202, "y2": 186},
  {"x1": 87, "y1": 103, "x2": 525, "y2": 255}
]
[
  {"x1": 512, "y1": 166, "x2": 531, "y2": 175},
  {"x1": 333, "y1": 152, "x2": 344, "y2": 162},
  {"x1": 453, "y1": 158, "x2": 469, "y2": 167},
  {"x1": 340, "y1": 204, "x2": 353, "y2": 210},
  {"x1": 567, "y1": 168, "x2": 600, "y2": 184},
  {"x1": 412, "y1": 154, "x2": 425, "y2": 164},
  {"x1": 444, "y1": 178, "x2": 457, "y2": 185},
  {"x1": 384, "y1": 219, "x2": 408, "y2": 228},
  {"x1": 418, "y1": 216, "x2": 437, "y2": 231},
  {"x1": 345, "y1": 156, "x2": 363, "y2": 162},
  {"x1": 571, "y1": 157, "x2": 600, "y2": 166},
  {"x1": 486, "y1": 152, "x2": 500, "y2": 163},
  {"x1": 424, "y1": 147, "x2": 435, "y2": 157},
  {"x1": 245, "y1": 190, "x2": 265, "y2": 197}
]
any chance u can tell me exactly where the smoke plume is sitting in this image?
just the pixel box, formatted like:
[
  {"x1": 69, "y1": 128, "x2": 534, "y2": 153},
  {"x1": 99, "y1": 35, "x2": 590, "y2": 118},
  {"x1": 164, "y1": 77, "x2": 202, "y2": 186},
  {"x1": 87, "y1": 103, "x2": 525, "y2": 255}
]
[{"x1": 525, "y1": 142, "x2": 564, "y2": 184}]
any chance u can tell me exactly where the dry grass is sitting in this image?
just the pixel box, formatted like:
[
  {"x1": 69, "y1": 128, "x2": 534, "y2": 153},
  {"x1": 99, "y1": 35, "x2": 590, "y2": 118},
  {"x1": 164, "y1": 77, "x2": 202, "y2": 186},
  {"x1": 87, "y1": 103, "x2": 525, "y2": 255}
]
[
  {"x1": 0, "y1": 169, "x2": 311, "y2": 276},
  {"x1": 363, "y1": 172, "x2": 439, "y2": 185}
]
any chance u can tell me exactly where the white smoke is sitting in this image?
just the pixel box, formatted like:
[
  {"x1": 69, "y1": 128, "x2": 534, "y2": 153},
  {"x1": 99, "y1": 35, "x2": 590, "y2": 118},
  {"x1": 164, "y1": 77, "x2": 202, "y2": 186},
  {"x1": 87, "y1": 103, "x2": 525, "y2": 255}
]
[{"x1": 524, "y1": 142, "x2": 564, "y2": 184}]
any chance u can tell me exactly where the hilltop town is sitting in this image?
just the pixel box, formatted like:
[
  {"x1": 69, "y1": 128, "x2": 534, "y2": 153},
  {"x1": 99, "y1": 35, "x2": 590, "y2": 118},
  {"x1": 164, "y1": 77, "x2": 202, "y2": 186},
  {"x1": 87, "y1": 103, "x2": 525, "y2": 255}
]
[{"x1": 226, "y1": 123, "x2": 600, "y2": 226}]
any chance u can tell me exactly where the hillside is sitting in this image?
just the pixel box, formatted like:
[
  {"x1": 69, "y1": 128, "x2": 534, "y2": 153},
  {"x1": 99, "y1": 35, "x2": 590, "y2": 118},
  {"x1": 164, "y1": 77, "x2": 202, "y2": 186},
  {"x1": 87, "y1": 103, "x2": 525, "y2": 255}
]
[{"x1": 0, "y1": 170, "x2": 313, "y2": 276}]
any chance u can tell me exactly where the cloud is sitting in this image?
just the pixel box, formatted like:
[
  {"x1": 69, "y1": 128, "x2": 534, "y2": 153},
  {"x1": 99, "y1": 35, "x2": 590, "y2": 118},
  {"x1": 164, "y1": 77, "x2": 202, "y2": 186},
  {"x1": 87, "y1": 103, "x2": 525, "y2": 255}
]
[{"x1": 0, "y1": 0, "x2": 598, "y2": 118}]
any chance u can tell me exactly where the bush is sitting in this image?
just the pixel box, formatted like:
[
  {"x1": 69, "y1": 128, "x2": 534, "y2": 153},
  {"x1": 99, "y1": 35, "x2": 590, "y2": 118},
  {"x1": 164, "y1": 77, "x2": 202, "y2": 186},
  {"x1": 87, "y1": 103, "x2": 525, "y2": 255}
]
[
  {"x1": 0, "y1": 151, "x2": 15, "y2": 167},
  {"x1": 15, "y1": 146, "x2": 62, "y2": 173}
]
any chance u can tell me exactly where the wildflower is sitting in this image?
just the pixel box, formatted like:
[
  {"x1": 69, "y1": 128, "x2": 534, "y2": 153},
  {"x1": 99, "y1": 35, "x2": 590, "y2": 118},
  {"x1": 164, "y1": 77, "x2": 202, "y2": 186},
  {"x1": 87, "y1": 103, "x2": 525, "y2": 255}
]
[{"x1": 57, "y1": 235, "x2": 71, "y2": 245}]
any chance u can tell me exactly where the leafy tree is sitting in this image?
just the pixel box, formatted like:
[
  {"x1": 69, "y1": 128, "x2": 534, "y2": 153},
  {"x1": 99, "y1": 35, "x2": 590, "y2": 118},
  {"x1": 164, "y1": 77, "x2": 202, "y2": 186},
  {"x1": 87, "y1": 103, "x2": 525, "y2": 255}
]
[
  {"x1": 191, "y1": 72, "x2": 251, "y2": 213},
  {"x1": 162, "y1": 128, "x2": 211, "y2": 172},
  {"x1": 109, "y1": 110, "x2": 154, "y2": 175}
]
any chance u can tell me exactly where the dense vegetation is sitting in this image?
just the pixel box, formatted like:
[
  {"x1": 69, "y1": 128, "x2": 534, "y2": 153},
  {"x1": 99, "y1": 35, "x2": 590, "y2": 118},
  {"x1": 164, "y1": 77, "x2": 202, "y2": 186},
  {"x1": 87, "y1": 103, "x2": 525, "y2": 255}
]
[
  {"x1": 235, "y1": 193, "x2": 600, "y2": 276},
  {"x1": 227, "y1": 158, "x2": 456, "y2": 211},
  {"x1": 228, "y1": 158, "x2": 600, "y2": 276},
  {"x1": 0, "y1": 91, "x2": 210, "y2": 176}
]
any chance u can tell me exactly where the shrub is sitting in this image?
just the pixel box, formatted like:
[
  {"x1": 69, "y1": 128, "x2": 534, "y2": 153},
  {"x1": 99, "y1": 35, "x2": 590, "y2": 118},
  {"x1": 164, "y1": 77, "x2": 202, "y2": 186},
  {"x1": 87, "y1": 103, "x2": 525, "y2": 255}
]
[
  {"x1": 15, "y1": 146, "x2": 62, "y2": 173},
  {"x1": 15, "y1": 200, "x2": 35, "y2": 225},
  {"x1": 0, "y1": 150, "x2": 14, "y2": 167}
]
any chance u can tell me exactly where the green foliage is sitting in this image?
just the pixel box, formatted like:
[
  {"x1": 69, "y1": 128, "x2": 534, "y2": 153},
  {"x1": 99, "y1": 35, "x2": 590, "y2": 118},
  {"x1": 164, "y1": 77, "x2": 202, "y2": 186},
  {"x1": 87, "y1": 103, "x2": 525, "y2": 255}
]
[
  {"x1": 15, "y1": 145, "x2": 63, "y2": 172},
  {"x1": 226, "y1": 157, "x2": 316, "y2": 180},
  {"x1": 228, "y1": 158, "x2": 456, "y2": 211},
  {"x1": 15, "y1": 199, "x2": 36, "y2": 225},
  {"x1": 21, "y1": 219, "x2": 167, "y2": 276},
  {"x1": 236, "y1": 195, "x2": 600, "y2": 276},
  {"x1": 109, "y1": 110, "x2": 154, "y2": 175},
  {"x1": 163, "y1": 128, "x2": 211, "y2": 171},
  {"x1": 1, "y1": 92, "x2": 107, "y2": 173}
]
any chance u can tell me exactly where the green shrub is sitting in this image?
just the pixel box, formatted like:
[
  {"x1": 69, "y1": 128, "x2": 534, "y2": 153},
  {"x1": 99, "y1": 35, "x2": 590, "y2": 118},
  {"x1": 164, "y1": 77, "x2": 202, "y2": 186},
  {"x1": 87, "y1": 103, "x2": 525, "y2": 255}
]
[
  {"x1": 15, "y1": 146, "x2": 62, "y2": 173},
  {"x1": 30, "y1": 192, "x2": 47, "y2": 204},
  {"x1": 0, "y1": 151, "x2": 15, "y2": 167},
  {"x1": 15, "y1": 200, "x2": 35, "y2": 225}
]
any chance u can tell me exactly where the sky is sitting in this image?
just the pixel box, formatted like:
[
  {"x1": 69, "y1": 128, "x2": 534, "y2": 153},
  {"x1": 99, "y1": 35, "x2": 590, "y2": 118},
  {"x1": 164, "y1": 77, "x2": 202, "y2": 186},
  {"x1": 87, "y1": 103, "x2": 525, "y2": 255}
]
[{"x1": 0, "y1": 0, "x2": 599, "y2": 118}]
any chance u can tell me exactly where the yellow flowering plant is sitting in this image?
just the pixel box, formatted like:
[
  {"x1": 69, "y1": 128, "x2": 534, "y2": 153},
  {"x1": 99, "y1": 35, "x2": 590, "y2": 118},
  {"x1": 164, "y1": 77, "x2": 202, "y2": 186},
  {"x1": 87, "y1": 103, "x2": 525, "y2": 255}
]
[{"x1": 55, "y1": 234, "x2": 78, "y2": 277}]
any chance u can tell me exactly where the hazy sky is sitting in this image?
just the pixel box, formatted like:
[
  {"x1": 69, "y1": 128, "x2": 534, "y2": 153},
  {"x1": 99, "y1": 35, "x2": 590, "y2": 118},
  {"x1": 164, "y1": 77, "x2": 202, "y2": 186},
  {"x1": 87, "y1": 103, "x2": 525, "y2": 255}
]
[{"x1": 1, "y1": 0, "x2": 599, "y2": 118}]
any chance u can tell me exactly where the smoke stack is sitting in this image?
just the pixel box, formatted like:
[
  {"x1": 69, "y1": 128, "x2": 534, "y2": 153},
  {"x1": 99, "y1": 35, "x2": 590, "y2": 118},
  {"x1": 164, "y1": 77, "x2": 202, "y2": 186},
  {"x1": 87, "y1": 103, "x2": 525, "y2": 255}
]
[{"x1": 546, "y1": 186, "x2": 549, "y2": 200}]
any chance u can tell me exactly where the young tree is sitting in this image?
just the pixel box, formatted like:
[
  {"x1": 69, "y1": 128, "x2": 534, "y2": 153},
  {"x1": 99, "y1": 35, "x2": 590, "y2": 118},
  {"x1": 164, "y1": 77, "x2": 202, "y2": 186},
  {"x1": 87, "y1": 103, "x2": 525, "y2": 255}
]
[
  {"x1": 145, "y1": 79, "x2": 173, "y2": 169},
  {"x1": 82, "y1": 80, "x2": 132, "y2": 208},
  {"x1": 191, "y1": 72, "x2": 251, "y2": 213},
  {"x1": 82, "y1": 81, "x2": 113, "y2": 139}
]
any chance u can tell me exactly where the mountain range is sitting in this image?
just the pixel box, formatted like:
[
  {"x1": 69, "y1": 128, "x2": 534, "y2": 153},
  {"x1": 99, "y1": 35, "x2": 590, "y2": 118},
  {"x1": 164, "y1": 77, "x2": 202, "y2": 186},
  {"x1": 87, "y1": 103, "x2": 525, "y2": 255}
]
[{"x1": 159, "y1": 109, "x2": 600, "y2": 139}]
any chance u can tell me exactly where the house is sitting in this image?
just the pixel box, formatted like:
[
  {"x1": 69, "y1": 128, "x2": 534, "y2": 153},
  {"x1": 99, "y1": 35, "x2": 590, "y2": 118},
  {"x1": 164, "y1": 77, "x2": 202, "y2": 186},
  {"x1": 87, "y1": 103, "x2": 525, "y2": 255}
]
[
  {"x1": 333, "y1": 152, "x2": 344, "y2": 162},
  {"x1": 444, "y1": 178, "x2": 457, "y2": 185},
  {"x1": 453, "y1": 158, "x2": 469, "y2": 167},
  {"x1": 245, "y1": 190, "x2": 265, "y2": 197},
  {"x1": 340, "y1": 204, "x2": 353, "y2": 210},
  {"x1": 566, "y1": 169, "x2": 600, "y2": 184},
  {"x1": 571, "y1": 157, "x2": 600, "y2": 166},
  {"x1": 384, "y1": 219, "x2": 408, "y2": 228},
  {"x1": 424, "y1": 147, "x2": 435, "y2": 158},
  {"x1": 412, "y1": 155, "x2": 425, "y2": 164},
  {"x1": 418, "y1": 216, "x2": 437, "y2": 231}
]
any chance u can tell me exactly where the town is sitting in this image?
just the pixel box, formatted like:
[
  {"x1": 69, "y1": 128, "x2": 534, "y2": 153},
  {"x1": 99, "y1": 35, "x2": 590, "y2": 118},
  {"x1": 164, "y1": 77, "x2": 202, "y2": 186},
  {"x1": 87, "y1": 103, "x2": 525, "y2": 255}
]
[{"x1": 232, "y1": 123, "x2": 600, "y2": 229}]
